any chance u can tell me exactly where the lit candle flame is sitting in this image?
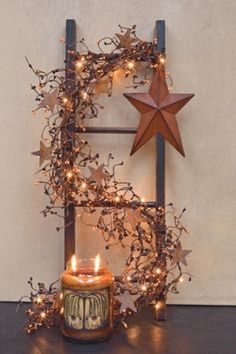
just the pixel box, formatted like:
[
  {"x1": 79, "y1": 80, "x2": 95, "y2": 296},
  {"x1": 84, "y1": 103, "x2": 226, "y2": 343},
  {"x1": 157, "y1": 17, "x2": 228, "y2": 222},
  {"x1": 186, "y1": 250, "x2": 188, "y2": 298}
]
[
  {"x1": 71, "y1": 254, "x2": 77, "y2": 272},
  {"x1": 94, "y1": 254, "x2": 100, "y2": 273}
]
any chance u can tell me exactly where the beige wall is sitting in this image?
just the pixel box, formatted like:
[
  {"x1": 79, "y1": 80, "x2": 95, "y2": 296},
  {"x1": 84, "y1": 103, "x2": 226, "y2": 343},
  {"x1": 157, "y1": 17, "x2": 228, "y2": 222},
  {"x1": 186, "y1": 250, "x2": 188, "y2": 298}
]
[{"x1": 0, "y1": 0, "x2": 236, "y2": 304}]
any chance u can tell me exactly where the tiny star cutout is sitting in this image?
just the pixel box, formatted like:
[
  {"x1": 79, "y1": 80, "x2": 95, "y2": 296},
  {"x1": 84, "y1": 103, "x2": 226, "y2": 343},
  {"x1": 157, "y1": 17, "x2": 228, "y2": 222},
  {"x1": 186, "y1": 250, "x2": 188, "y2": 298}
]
[
  {"x1": 32, "y1": 141, "x2": 52, "y2": 166},
  {"x1": 171, "y1": 242, "x2": 192, "y2": 266},
  {"x1": 38, "y1": 88, "x2": 58, "y2": 113},
  {"x1": 89, "y1": 75, "x2": 110, "y2": 97},
  {"x1": 123, "y1": 208, "x2": 144, "y2": 230},
  {"x1": 116, "y1": 291, "x2": 139, "y2": 313},
  {"x1": 88, "y1": 164, "x2": 108, "y2": 186},
  {"x1": 115, "y1": 30, "x2": 136, "y2": 49}
]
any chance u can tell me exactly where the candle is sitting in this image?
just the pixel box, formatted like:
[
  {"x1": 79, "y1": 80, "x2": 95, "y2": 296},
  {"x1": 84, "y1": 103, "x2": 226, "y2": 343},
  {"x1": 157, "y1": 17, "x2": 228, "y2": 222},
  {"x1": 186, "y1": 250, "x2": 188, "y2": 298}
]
[{"x1": 60, "y1": 255, "x2": 113, "y2": 342}]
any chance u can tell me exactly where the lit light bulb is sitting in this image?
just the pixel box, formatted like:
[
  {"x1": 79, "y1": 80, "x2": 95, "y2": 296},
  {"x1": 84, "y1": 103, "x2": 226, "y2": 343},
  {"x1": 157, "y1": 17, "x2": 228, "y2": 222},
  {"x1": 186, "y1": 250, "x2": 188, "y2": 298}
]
[
  {"x1": 94, "y1": 254, "x2": 100, "y2": 273},
  {"x1": 81, "y1": 91, "x2": 88, "y2": 100},
  {"x1": 141, "y1": 197, "x2": 145, "y2": 203},
  {"x1": 127, "y1": 61, "x2": 135, "y2": 69},
  {"x1": 37, "y1": 297, "x2": 42, "y2": 304},
  {"x1": 81, "y1": 182, "x2": 87, "y2": 189},
  {"x1": 76, "y1": 60, "x2": 83, "y2": 69},
  {"x1": 159, "y1": 56, "x2": 165, "y2": 64},
  {"x1": 156, "y1": 268, "x2": 161, "y2": 275},
  {"x1": 66, "y1": 171, "x2": 73, "y2": 179},
  {"x1": 179, "y1": 276, "x2": 184, "y2": 283},
  {"x1": 115, "y1": 196, "x2": 120, "y2": 202},
  {"x1": 62, "y1": 97, "x2": 68, "y2": 104},
  {"x1": 40, "y1": 312, "x2": 46, "y2": 319},
  {"x1": 155, "y1": 302, "x2": 160, "y2": 310},
  {"x1": 141, "y1": 285, "x2": 147, "y2": 291},
  {"x1": 127, "y1": 276, "x2": 131, "y2": 281}
]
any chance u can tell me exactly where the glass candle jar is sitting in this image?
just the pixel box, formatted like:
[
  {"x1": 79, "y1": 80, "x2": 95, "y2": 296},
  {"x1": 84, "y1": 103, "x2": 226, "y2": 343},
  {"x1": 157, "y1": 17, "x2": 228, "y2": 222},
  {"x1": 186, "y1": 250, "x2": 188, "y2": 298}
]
[{"x1": 60, "y1": 256, "x2": 113, "y2": 342}]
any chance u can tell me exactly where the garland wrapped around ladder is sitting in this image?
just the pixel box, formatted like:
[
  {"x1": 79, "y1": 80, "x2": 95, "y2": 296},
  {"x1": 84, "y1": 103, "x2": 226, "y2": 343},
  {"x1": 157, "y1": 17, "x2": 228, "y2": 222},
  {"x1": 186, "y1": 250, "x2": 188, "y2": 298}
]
[{"x1": 18, "y1": 25, "x2": 193, "y2": 333}]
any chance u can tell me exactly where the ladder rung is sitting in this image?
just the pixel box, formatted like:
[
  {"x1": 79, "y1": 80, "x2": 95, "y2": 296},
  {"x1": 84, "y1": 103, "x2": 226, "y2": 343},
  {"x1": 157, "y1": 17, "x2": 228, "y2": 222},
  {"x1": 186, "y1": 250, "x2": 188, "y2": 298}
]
[
  {"x1": 76, "y1": 127, "x2": 137, "y2": 134},
  {"x1": 76, "y1": 200, "x2": 159, "y2": 208}
]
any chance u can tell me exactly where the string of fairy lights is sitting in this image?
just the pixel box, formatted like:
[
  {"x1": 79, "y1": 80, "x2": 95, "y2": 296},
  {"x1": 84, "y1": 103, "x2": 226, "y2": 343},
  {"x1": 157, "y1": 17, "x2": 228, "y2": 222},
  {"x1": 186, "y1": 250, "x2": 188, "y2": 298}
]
[{"x1": 18, "y1": 25, "x2": 192, "y2": 333}]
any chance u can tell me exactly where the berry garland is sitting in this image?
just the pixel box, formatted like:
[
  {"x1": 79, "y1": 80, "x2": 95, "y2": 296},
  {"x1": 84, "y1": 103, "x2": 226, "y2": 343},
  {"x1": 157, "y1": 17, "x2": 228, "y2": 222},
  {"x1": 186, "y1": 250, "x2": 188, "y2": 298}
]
[{"x1": 18, "y1": 25, "x2": 192, "y2": 333}]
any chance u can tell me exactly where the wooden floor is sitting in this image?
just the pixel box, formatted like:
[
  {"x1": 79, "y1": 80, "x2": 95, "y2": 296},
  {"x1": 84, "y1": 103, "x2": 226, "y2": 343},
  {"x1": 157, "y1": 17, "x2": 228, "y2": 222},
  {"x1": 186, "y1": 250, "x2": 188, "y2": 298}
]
[{"x1": 0, "y1": 303, "x2": 235, "y2": 354}]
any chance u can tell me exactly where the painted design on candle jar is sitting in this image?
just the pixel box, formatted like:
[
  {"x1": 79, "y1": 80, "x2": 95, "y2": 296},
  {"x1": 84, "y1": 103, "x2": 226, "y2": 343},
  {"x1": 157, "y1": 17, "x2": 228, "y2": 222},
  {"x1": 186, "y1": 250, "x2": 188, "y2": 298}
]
[
  {"x1": 63, "y1": 288, "x2": 109, "y2": 330},
  {"x1": 60, "y1": 255, "x2": 113, "y2": 342}
]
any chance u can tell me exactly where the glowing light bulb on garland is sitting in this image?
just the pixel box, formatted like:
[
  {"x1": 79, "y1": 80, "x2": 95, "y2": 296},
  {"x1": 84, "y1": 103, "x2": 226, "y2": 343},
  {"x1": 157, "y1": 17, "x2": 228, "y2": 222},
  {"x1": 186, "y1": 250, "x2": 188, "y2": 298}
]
[
  {"x1": 76, "y1": 61, "x2": 83, "y2": 69},
  {"x1": 159, "y1": 55, "x2": 165, "y2": 64},
  {"x1": 40, "y1": 311, "x2": 46, "y2": 319},
  {"x1": 179, "y1": 276, "x2": 184, "y2": 283},
  {"x1": 62, "y1": 96, "x2": 73, "y2": 111},
  {"x1": 81, "y1": 91, "x2": 88, "y2": 100},
  {"x1": 37, "y1": 296, "x2": 42, "y2": 304},
  {"x1": 81, "y1": 182, "x2": 87, "y2": 189},
  {"x1": 156, "y1": 268, "x2": 161, "y2": 275},
  {"x1": 66, "y1": 171, "x2": 73, "y2": 179},
  {"x1": 127, "y1": 61, "x2": 135, "y2": 69},
  {"x1": 75, "y1": 57, "x2": 85, "y2": 70},
  {"x1": 141, "y1": 285, "x2": 147, "y2": 292}
]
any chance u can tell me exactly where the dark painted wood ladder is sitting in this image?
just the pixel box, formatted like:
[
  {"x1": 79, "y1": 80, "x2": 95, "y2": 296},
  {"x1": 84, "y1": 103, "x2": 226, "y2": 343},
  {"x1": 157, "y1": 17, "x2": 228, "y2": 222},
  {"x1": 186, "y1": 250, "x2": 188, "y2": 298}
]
[{"x1": 64, "y1": 19, "x2": 166, "y2": 319}]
